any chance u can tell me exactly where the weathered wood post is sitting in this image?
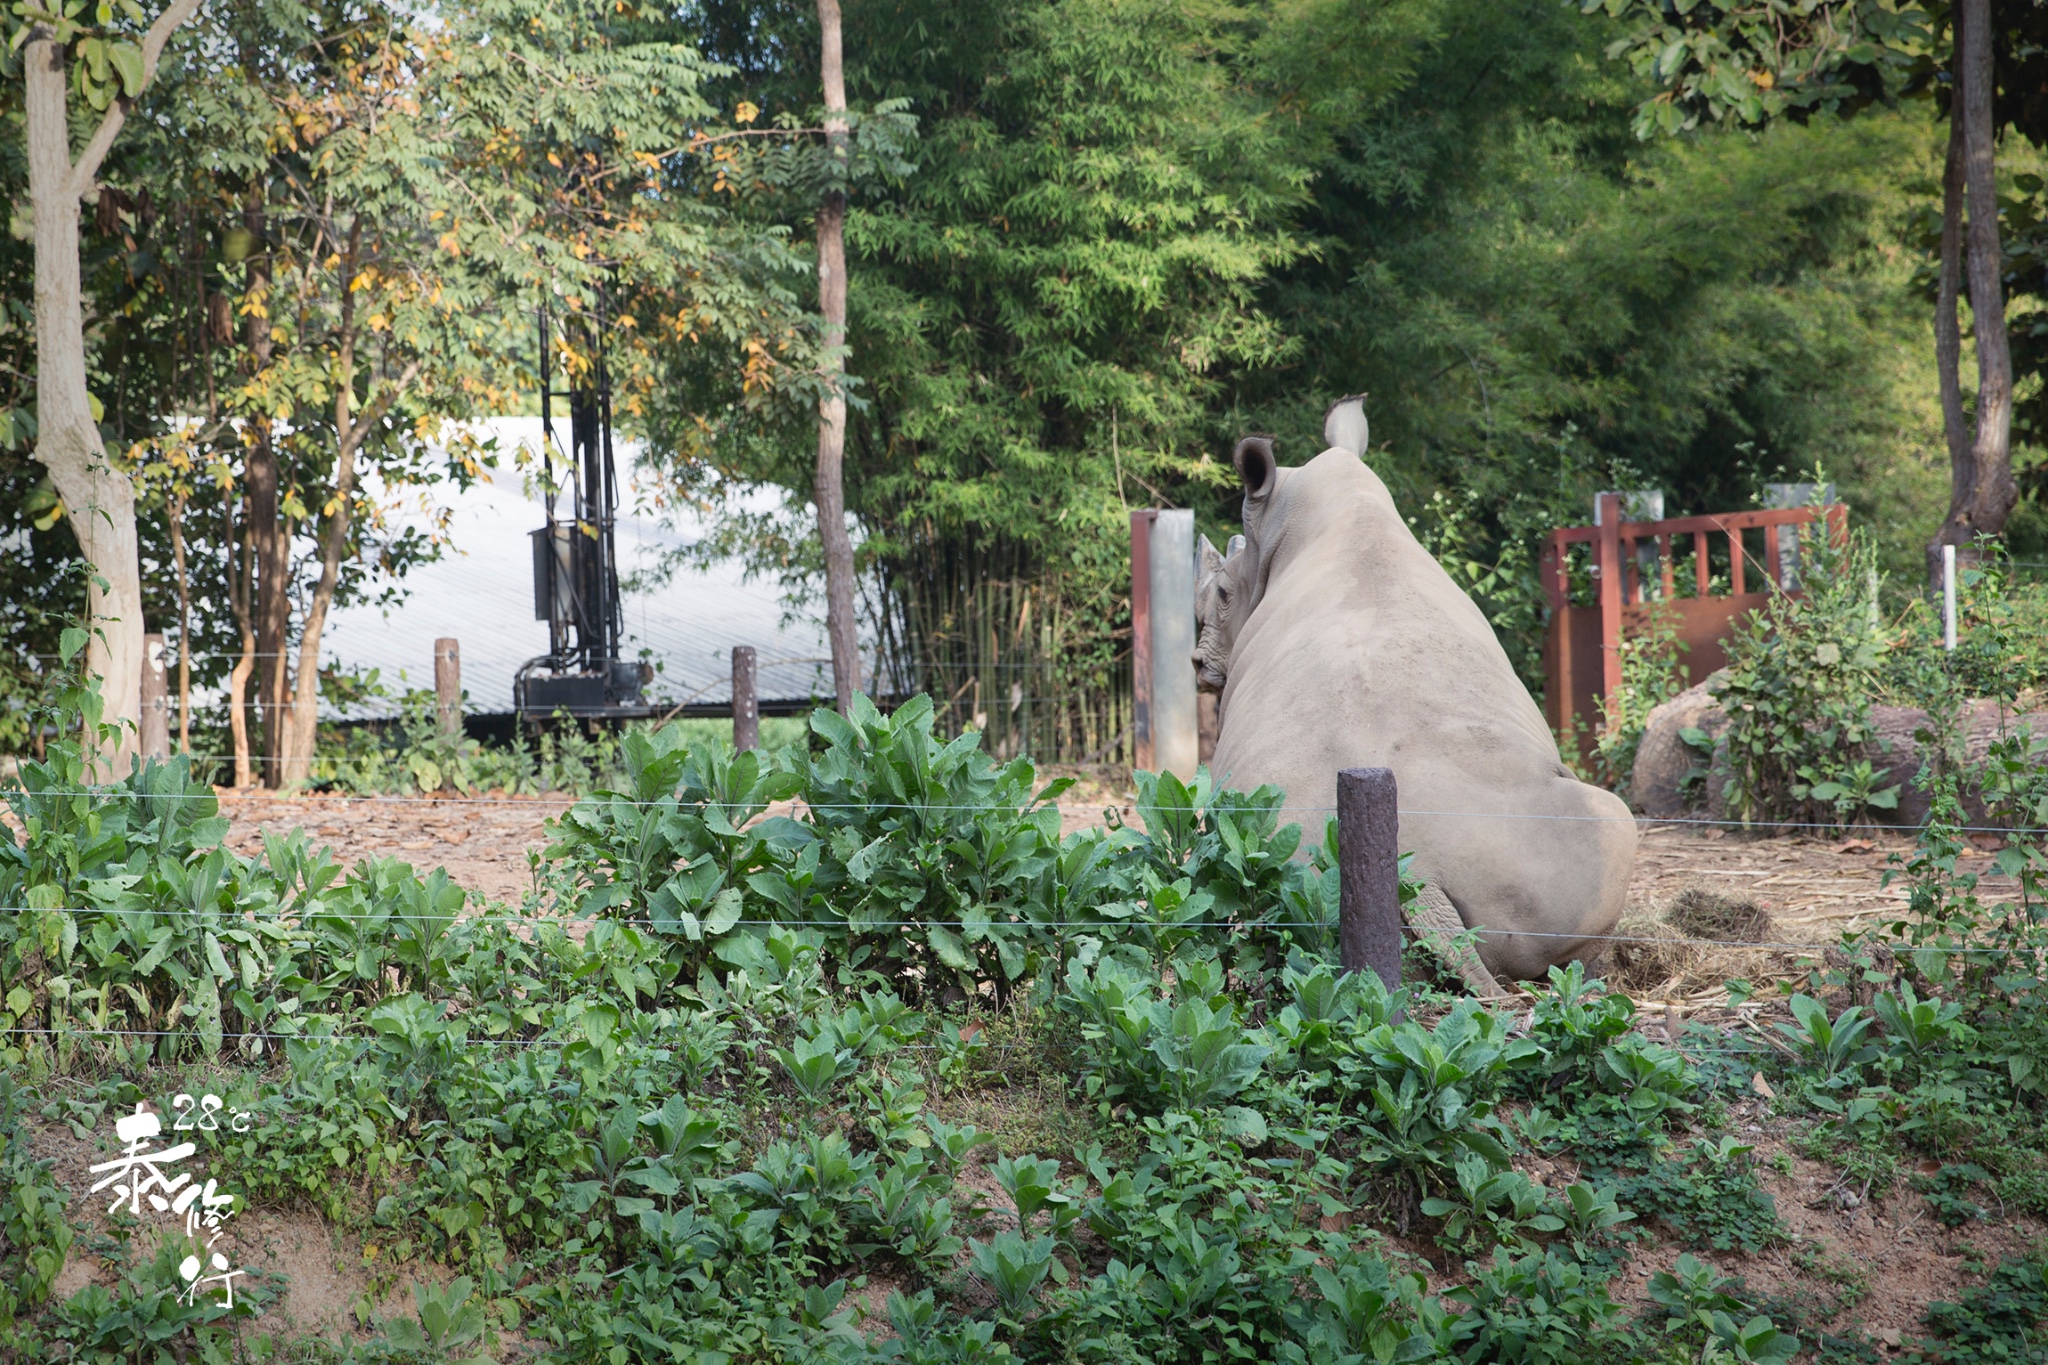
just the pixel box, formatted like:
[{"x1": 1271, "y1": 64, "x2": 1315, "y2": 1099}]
[
  {"x1": 1594, "y1": 492, "x2": 1623, "y2": 726},
  {"x1": 733, "y1": 646, "x2": 759, "y2": 752},
  {"x1": 1337, "y1": 766, "x2": 1402, "y2": 994},
  {"x1": 140, "y1": 633, "x2": 170, "y2": 761},
  {"x1": 434, "y1": 638, "x2": 461, "y2": 736}
]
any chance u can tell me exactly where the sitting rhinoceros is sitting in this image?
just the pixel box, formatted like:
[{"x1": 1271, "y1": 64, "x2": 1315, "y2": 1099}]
[{"x1": 1195, "y1": 397, "x2": 1635, "y2": 986}]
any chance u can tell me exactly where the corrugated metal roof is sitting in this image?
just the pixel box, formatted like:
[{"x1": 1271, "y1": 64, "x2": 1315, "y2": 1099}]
[{"x1": 321, "y1": 418, "x2": 833, "y2": 716}]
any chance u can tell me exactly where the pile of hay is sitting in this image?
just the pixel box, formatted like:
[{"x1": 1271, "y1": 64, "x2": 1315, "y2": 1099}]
[{"x1": 1608, "y1": 885, "x2": 1777, "y2": 1000}]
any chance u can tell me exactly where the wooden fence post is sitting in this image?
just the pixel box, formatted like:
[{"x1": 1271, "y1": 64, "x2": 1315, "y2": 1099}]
[
  {"x1": 1338, "y1": 766, "x2": 1402, "y2": 994},
  {"x1": 434, "y1": 638, "x2": 462, "y2": 736},
  {"x1": 733, "y1": 646, "x2": 759, "y2": 752},
  {"x1": 1595, "y1": 492, "x2": 1623, "y2": 728},
  {"x1": 140, "y1": 633, "x2": 170, "y2": 762}
]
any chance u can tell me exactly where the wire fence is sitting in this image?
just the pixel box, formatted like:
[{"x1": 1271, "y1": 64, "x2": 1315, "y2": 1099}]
[
  {"x1": 0, "y1": 901, "x2": 1997, "y2": 955},
  {"x1": 3, "y1": 779, "x2": 2038, "y2": 1066},
  {"x1": 11, "y1": 783, "x2": 2048, "y2": 840}
]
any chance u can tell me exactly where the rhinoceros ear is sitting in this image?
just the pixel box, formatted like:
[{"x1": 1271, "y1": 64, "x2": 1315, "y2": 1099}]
[
  {"x1": 1323, "y1": 394, "x2": 1369, "y2": 454},
  {"x1": 1233, "y1": 435, "x2": 1277, "y2": 504},
  {"x1": 1197, "y1": 534, "x2": 1224, "y2": 581}
]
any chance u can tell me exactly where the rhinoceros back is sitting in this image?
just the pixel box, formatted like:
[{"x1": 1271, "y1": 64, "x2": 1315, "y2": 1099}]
[{"x1": 1210, "y1": 448, "x2": 1634, "y2": 980}]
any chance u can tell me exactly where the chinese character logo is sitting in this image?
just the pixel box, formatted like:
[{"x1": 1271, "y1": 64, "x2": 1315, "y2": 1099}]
[{"x1": 88, "y1": 1101, "x2": 247, "y2": 1307}]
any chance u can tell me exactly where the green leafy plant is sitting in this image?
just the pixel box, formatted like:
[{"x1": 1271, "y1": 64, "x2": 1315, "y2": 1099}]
[
  {"x1": 1776, "y1": 994, "x2": 1879, "y2": 1082},
  {"x1": 379, "y1": 1275, "x2": 488, "y2": 1358},
  {"x1": 1421, "y1": 1155, "x2": 1563, "y2": 1254},
  {"x1": 968, "y1": 1230, "x2": 1055, "y2": 1320},
  {"x1": 1713, "y1": 525, "x2": 1895, "y2": 826}
]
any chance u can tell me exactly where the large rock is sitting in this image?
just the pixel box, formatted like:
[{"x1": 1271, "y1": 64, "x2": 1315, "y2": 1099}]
[
  {"x1": 1632, "y1": 682, "x2": 2045, "y2": 825},
  {"x1": 1632, "y1": 676, "x2": 1729, "y2": 820}
]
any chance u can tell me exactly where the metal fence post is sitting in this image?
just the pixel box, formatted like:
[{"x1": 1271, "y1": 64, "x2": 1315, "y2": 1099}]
[
  {"x1": 733, "y1": 646, "x2": 759, "y2": 752},
  {"x1": 1338, "y1": 766, "x2": 1402, "y2": 994},
  {"x1": 435, "y1": 638, "x2": 462, "y2": 735},
  {"x1": 140, "y1": 634, "x2": 170, "y2": 762},
  {"x1": 1943, "y1": 544, "x2": 1957, "y2": 652}
]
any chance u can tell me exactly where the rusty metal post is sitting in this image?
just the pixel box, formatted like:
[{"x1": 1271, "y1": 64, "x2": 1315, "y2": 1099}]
[
  {"x1": 1130, "y1": 510, "x2": 1157, "y2": 771},
  {"x1": 1338, "y1": 766, "x2": 1402, "y2": 994},
  {"x1": 434, "y1": 638, "x2": 462, "y2": 736},
  {"x1": 140, "y1": 633, "x2": 170, "y2": 762},
  {"x1": 1595, "y1": 492, "x2": 1622, "y2": 727},
  {"x1": 733, "y1": 646, "x2": 759, "y2": 751}
]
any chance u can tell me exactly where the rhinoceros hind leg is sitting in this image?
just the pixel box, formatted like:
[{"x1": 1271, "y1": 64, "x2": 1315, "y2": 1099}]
[{"x1": 1405, "y1": 883, "x2": 1511, "y2": 999}]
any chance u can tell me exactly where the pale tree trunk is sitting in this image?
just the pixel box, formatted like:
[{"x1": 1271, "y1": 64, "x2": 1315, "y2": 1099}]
[
  {"x1": 279, "y1": 222, "x2": 420, "y2": 785},
  {"x1": 1932, "y1": 0, "x2": 2017, "y2": 572},
  {"x1": 168, "y1": 491, "x2": 192, "y2": 753},
  {"x1": 21, "y1": 0, "x2": 201, "y2": 775},
  {"x1": 815, "y1": 0, "x2": 861, "y2": 714}
]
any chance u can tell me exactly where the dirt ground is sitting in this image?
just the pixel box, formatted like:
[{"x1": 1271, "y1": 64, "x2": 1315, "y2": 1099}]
[{"x1": 213, "y1": 781, "x2": 2007, "y2": 936}]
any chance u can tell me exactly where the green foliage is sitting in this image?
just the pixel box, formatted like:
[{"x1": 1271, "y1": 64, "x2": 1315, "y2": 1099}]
[
  {"x1": 1611, "y1": 1138, "x2": 1784, "y2": 1254},
  {"x1": 1715, "y1": 527, "x2": 1897, "y2": 825},
  {"x1": 5, "y1": 685, "x2": 2048, "y2": 1365},
  {"x1": 1420, "y1": 1155, "x2": 1564, "y2": 1254},
  {"x1": 1907, "y1": 1256, "x2": 2048, "y2": 1365},
  {"x1": 1580, "y1": 0, "x2": 1925, "y2": 137},
  {"x1": 967, "y1": 1230, "x2": 1055, "y2": 1321},
  {"x1": 1590, "y1": 606, "x2": 1692, "y2": 794},
  {"x1": 316, "y1": 696, "x2": 634, "y2": 798},
  {"x1": 1913, "y1": 1163, "x2": 1991, "y2": 1229},
  {"x1": 1777, "y1": 994, "x2": 1881, "y2": 1084},
  {"x1": 0, "y1": 1075, "x2": 71, "y2": 1340},
  {"x1": 1446, "y1": 1247, "x2": 1627, "y2": 1365},
  {"x1": 1351, "y1": 1001, "x2": 1536, "y2": 1188}
]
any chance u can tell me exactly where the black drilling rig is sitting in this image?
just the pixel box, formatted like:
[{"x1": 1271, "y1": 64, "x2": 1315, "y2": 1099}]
[{"x1": 513, "y1": 294, "x2": 651, "y2": 718}]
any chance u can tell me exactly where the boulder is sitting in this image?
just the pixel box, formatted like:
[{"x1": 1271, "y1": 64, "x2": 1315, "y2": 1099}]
[
  {"x1": 1632, "y1": 677, "x2": 1729, "y2": 821},
  {"x1": 1867, "y1": 699, "x2": 2048, "y2": 826},
  {"x1": 1631, "y1": 682, "x2": 2046, "y2": 826}
]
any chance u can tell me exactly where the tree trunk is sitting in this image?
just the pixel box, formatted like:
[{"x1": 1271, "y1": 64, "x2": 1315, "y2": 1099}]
[
  {"x1": 168, "y1": 492, "x2": 192, "y2": 753},
  {"x1": 22, "y1": 1, "x2": 200, "y2": 774},
  {"x1": 227, "y1": 505, "x2": 256, "y2": 788},
  {"x1": 241, "y1": 195, "x2": 290, "y2": 786},
  {"x1": 1934, "y1": 103, "x2": 1969, "y2": 533},
  {"x1": 25, "y1": 35, "x2": 143, "y2": 773},
  {"x1": 280, "y1": 222, "x2": 419, "y2": 785},
  {"x1": 815, "y1": 0, "x2": 861, "y2": 714},
  {"x1": 1933, "y1": 0, "x2": 2017, "y2": 568}
]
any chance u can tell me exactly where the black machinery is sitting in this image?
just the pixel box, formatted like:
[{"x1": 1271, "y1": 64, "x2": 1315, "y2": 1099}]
[{"x1": 513, "y1": 295, "x2": 652, "y2": 718}]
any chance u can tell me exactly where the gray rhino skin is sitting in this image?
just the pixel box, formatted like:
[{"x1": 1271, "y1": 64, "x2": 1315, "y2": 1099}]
[{"x1": 1198, "y1": 398, "x2": 1635, "y2": 981}]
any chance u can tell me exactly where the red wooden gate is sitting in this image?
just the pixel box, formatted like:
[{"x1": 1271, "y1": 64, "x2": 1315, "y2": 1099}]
[{"x1": 1540, "y1": 492, "x2": 1846, "y2": 749}]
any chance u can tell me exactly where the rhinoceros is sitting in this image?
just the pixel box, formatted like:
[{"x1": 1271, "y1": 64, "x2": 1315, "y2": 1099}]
[{"x1": 1195, "y1": 397, "x2": 1636, "y2": 985}]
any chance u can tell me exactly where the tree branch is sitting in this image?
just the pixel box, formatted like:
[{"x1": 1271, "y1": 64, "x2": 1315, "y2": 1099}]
[
  {"x1": 338, "y1": 359, "x2": 423, "y2": 464},
  {"x1": 69, "y1": 0, "x2": 204, "y2": 196}
]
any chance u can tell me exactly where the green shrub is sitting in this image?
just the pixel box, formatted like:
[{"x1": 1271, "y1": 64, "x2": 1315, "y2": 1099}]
[{"x1": 1715, "y1": 527, "x2": 1896, "y2": 826}]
